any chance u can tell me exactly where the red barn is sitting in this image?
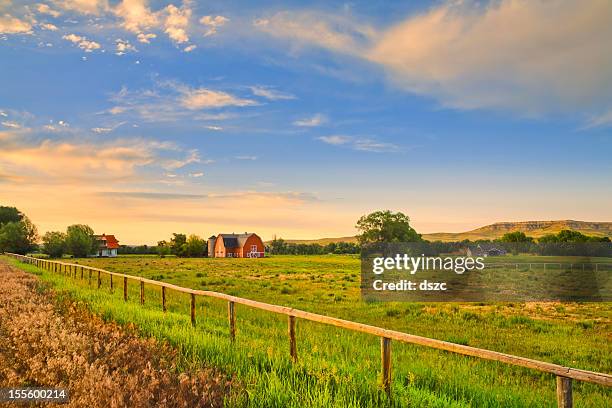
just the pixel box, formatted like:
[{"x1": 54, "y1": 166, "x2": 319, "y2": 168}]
[{"x1": 209, "y1": 233, "x2": 264, "y2": 258}]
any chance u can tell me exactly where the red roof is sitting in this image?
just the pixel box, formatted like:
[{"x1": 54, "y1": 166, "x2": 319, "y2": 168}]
[{"x1": 97, "y1": 234, "x2": 120, "y2": 249}]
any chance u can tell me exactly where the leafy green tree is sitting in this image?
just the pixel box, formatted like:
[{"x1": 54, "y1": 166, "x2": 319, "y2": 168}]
[
  {"x1": 0, "y1": 206, "x2": 23, "y2": 226},
  {"x1": 65, "y1": 224, "x2": 96, "y2": 257},
  {"x1": 500, "y1": 231, "x2": 533, "y2": 243},
  {"x1": 356, "y1": 210, "x2": 421, "y2": 245},
  {"x1": 42, "y1": 231, "x2": 67, "y2": 258},
  {"x1": 269, "y1": 238, "x2": 287, "y2": 254},
  {"x1": 157, "y1": 240, "x2": 171, "y2": 258},
  {"x1": 538, "y1": 234, "x2": 558, "y2": 243},
  {"x1": 556, "y1": 229, "x2": 588, "y2": 242},
  {"x1": 170, "y1": 233, "x2": 187, "y2": 257},
  {"x1": 0, "y1": 216, "x2": 38, "y2": 254},
  {"x1": 185, "y1": 234, "x2": 205, "y2": 257}
]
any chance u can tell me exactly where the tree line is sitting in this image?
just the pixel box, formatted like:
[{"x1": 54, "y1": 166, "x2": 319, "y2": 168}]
[{"x1": 0, "y1": 206, "x2": 99, "y2": 257}]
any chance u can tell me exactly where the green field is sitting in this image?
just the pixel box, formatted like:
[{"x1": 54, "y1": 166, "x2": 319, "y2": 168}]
[{"x1": 5, "y1": 254, "x2": 611, "y2": 407}]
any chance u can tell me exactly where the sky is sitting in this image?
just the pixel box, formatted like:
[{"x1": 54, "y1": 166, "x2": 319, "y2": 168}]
[{"x1": 1, "y1": 0, "x2": 611, "y2": 245}]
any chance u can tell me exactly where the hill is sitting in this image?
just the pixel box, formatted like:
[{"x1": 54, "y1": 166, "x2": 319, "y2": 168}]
[{"x1": 271, "y1": 220, "x2": 612, "y2": 244}]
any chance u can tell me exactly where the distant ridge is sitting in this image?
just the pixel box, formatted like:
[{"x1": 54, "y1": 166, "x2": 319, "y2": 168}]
[{"x1": 271, "y1": 220, "x2": 612, "y2": 244}]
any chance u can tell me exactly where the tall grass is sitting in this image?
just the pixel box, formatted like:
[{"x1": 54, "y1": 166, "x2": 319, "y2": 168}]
[{"x1": 5, "y1": 256, "x2": 611, "y2": 407}]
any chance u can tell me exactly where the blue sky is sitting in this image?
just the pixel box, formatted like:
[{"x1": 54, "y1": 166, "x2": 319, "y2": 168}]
[{"x1": 1, "y1": 0, "x2": 611, "y2": 244}]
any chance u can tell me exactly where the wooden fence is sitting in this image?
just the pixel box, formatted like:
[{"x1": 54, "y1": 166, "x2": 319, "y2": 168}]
[{"x1": 4, "y1": 253, "x2": 612, "y2": 407}]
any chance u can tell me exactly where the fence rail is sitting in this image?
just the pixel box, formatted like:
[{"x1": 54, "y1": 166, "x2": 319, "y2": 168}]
[{"x1": 4, "y1": 253, "x2": 612, "y2": 407}]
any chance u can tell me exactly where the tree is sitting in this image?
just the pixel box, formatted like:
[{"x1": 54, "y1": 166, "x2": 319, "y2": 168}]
[
  {"x1": 185, "y1": 234, "x2": 205, "y2": 257},
  {"x1": 538, "y1": 234, "x2": 558, "y2": 243},
  {"x1": 65, "y1": 224, "x2": 96, "y2": 257},
  {"x1": 356, "y1": 210, "x2": 421, "y2": 245},
  {"x1": 500, "y1": 231, "x2": 533, "y2": 243},
  {"x1": 170, "y1": 233, "x2": 187, "y2": 257},
  {"x1": 0, "y1": 216, "x2": 38, "y2": 254},
  {"x1": 42, "y1": 231, "x2": 67, "y2": 258},
  {"x1": 556, "y1": 229, "x2": 588, "y2": 243},
  {"x1": 0, "y1": 206, "x2": 23, "y2": 226},
  {"x1": 157, "y1": 240, "x2": 171, "y2": 258}
]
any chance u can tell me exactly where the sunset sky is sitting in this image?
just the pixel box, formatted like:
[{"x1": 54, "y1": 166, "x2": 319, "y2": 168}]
[{"x1": 1, "y1": 0, "x2": 611, "y2": 244}]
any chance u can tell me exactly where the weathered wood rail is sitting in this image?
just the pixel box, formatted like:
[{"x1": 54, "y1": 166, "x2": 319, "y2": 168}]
[{"x1": 5, "y1": 253, "x2": 612, "y2": 407}]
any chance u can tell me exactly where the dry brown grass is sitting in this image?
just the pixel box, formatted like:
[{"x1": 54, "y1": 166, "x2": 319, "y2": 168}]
[{"x1": 0, "y1": 263, "x2": 234, "y2": 407}]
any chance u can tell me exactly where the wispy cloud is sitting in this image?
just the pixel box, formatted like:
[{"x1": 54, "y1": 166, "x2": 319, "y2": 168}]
[
  {"x1": 250, "y1": 86, "x2": 295, "y2": 101},
  {"x1": 234, "y1": 155, "x2": 257, "y2": 160},
  {"x1": 107, "y1": 80, "x2": 259, "y2": 122},
  {"x1": 180, "y1": 87, "x2": 257, "y2": 109},
  {"x1": 293, "y1": 113, "x2": 326, "y2": 127},
  {"x1": 584, "y1": 108, "x2": 612, "y2": 129},
  {"x1": 200, "y1": 15, "x2": 228, "y2": 37},
  {"x1": 317, "y1": 135, "x2": 400, "y2": 153},
  {"x1": 257, "y1": 1, "x2": 612, "y2": 116}
]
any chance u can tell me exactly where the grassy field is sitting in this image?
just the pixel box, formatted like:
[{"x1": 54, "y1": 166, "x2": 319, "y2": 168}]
[{"x1": 5, "y1": 254, "x2": 611, "y2": 407}]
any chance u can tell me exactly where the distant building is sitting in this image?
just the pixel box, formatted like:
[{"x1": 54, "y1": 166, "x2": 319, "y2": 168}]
[
  {"x1": 94, "y1": 234, "x2": 119, "y2": 257},
  {"x1": 466, "y1": 243, "x2": 507, "y2": 257},
  {"x1": 208, "y1": 233, "x2": 264, "y2": 258}
]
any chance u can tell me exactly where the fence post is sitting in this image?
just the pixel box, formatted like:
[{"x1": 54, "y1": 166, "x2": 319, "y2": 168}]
[
  {"x1": 88, "y1": 269, "x2": 92, "y2": 285},
  {"x1": 381, "y1": 337, "x2": 392, "y2": 395},
  {"x1": 123, "y1": 277, "x2": 128, "y2": 301},
  {"x1": 190, "y1": 293, "x2": 196, "y2": 326},
  {"x1": 140, "y1": 281, "x2": 144, "y2": 305},
  {"x1": 110, "y1": 274, "x2": 113, "y2": 291},
  {"x1": 97, "y1": 270, "x2": 101, "y2": 289},
  {"x1": 162, "y1": 286, "x2": 167, "y2": 312},
  {"x1": 288, "y1": 315, "x2": 297, "y2": 362},
  {"x1": 556, "y1": 376, "x2": 572, "y2": 408},
  {"x1": 80, "y1": 266, "x2": 83, "y2": 280},
  {"x1": 228, "y1": 301, "x2": 236, "y2": 341}
]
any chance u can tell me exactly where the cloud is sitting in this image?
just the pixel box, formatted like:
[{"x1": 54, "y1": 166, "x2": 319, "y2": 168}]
[
  {"x1": 2, "y1": 121, "x2": 21, "y2": 129},
  {"x1": 40, "y1": 22, "x2": 58, "y2": 31},
  {"x1": 250, "y1": 86, "x2": 295, "y2": 101},
  {"x1": 113, "y1": 0, "x2": 157, "y2": 37},
  {"x1": 205, "y1": 125, "x2": 222, "y2": 131},
  {"x1": 98, "y1": 191, "x2": 206, "y2": 200},
  {"x1": 254, "y1": 11, "x2": 374, "y2": 54},
  {"x1": 234, "y1": 155, "x2": 257, "y2": 161},
  {"x1": 317, "y1": 135, "x2": 400, "y2": 153},
  {"x1": 62, "y1": 33, "x2": 101, "y2": 52},
  {"x1": 0, "y1": 14, "x2": 33, "y2": 34},
  {"x1": 161, "y1": 148, "x2": 200, "y2": 170},
  {"x1": 115, "y1": 38, "x2": 136, "y2": 55},
  {"x1": 91, "y1": 127, "x2": 112, "y2": 133},
  {"x1": 189, "y1": 172, "x2": 203, "y2": 177},
  {"x1": 258, "y1": 1, "x2": 612, "y2": 116},
  {"x1": 0, "y1": 133, "x2": 205, "y2": 187},
  {"x1": 293, "y1": 113, "x2": 326, "y2": 127},
  {"x1": 584, "y1": 109, "x2": 612, "y2": 129},
  {"x1": 317, "y1": 135, "x2": 350, "y2": 145},
  {"x1": 164, "y1": 2, "x2": 191, "y2": 44},
  {"x1": 199, "y1": 15, "x2": 228, "y2": 37},
  {"x1": 52, "y1": 0, "x2": 108, "y2": 15},
  {"x1": 36, "y1": 4, "x2": 61, "y2": 18},
  {"x1": 183, "y1": 44, "x2": 196, "y2": 52},
  {"x1": 136, "y1": 32, "x2": 156, "y2": 43},
  {"x1": 180, "y1": 87, "x2": 257, "y2": 109},
  {"x1": 107, "y1": 80, "x2": 259, "y2": 123}
]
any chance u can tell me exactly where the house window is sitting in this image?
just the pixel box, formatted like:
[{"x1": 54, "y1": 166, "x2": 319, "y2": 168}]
[{"x1": 251, "y1": 245, "x2": 257, "y2": 252}]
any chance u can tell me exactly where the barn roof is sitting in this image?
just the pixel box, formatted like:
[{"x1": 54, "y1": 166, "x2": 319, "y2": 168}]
[
  {"x1": 218, "y1": 233, "x2": 257, "y2": 249},
  {"x1": 96, "y1": 234, "x2": 120, "y2": 249}
]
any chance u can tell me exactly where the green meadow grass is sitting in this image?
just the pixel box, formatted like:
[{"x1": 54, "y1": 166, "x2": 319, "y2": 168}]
[{"x1": 4, "y1": 255, "x2": 611, "y2": 407}]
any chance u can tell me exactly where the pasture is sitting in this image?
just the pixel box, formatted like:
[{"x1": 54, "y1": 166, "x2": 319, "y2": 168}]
[{"x1": 5, "y1": 254, "x2": 611, "y2": 407}]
